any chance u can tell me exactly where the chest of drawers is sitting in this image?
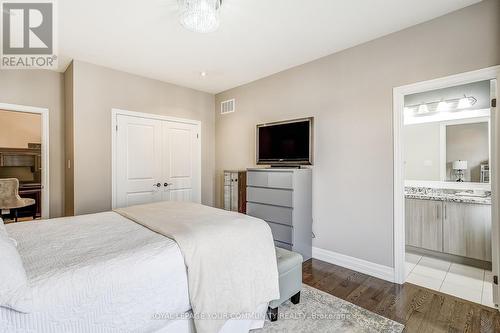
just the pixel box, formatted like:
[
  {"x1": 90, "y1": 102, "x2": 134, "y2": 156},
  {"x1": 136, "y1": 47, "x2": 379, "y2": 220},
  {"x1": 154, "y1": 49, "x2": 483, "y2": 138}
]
[{"x1": 246, "y1": 168, "x2": 312, "y2": 260}]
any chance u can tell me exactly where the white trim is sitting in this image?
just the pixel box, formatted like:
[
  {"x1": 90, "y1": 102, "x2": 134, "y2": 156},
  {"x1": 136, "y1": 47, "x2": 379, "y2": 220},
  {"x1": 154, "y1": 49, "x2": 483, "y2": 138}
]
[
  {"x1": 111, "y1": 108, "x2": 202, "y2": 209},
  {"x1": 112, "y1": 108, "x2": 201, "y2": 126},
  {"x1": 440, "y1": 124, "x2": 447, "y2": 180},
  {"x1": 490, "y1": 77, "x2": 499, "y2": 306},
  {"x1": 312, "y1": 247, "x2": 395, "y2": 283},
  {"x1": 393, "y1": 65, "x2": 500, "y2": 285},
  {"x1": 0, "y1": 103, "x2": 50, "y2": 219}
]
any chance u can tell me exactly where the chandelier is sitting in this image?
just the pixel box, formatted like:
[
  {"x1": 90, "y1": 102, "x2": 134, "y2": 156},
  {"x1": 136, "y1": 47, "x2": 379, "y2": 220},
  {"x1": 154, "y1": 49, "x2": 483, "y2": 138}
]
[{"x1": 178, "y1": 0, "x2": 222, "y2": 33}]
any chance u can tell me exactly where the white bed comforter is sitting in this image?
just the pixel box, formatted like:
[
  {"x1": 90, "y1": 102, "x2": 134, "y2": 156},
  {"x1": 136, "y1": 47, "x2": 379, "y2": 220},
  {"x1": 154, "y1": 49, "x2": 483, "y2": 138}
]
[
  {"x1": 1, "y1": 212, "x2": 190, "y2": 333},
  {"x1": 115, "y1": 201, "x2": 280, "y2": 333}
]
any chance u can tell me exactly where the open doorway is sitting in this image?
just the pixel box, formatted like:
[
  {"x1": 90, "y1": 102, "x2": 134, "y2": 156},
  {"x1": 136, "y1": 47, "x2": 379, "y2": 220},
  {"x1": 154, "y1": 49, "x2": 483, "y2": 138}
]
[
  {"x1": 393, "y1": 67, "x2": 499, "y2": 309},
  {"x1": 0, "y1": 103, "x2": 49, "y2": 222}
]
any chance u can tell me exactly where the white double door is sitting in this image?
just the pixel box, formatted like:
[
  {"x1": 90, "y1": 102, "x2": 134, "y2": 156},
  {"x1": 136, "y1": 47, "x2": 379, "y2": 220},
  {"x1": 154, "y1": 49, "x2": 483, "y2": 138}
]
[{"x1": 115, "y1": 114, "x2": 201, "y2": 208}]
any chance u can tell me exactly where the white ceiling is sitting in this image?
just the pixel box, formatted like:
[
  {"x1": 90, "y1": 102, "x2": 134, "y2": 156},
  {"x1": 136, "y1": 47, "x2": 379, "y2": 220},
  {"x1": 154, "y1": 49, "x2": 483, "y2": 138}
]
[{"x1": 58, "y1": 0, "x2": 481, "y2": 93}]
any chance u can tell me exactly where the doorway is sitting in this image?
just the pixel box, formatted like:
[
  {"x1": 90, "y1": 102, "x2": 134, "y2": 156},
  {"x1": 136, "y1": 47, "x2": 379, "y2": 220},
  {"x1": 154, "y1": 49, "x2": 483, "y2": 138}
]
[
  {"x1": 0, "y1": 103, "x2": 49, "y2": 221},
  {"x1": 393, "y1": 67, "x2": 499, "y2": 308},
  {"x1": 111, "y1": 109, "x2": 201, "y2": 209}
]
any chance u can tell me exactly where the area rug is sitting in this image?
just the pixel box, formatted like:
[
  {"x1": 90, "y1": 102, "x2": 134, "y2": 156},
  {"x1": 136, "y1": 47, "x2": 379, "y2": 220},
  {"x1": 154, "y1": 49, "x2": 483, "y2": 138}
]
[{"x1": 258, "y1": 284, "x2": 404, "y2": 333}]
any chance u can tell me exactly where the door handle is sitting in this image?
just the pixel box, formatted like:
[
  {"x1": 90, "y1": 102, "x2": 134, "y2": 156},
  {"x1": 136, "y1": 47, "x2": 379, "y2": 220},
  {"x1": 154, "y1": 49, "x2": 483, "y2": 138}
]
[
  {"x1": 164, "y1": 183, "x2": 173, "y2": 187},
  {"x1": 154, "y1": 183, "x2": 161, "y2": 188}
]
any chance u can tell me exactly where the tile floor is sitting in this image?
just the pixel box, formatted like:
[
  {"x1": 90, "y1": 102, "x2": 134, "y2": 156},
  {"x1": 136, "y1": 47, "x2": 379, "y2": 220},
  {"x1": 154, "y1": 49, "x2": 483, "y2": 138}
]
[{"x1": 405, "y1": 252, "x2": 496, "y2": 308}]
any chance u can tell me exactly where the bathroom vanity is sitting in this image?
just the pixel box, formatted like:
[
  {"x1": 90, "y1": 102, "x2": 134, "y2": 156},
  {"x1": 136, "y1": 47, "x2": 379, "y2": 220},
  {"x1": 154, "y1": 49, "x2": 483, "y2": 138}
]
[{"x1": 405, "y1": 187, "x2": 491, "y2": 263}]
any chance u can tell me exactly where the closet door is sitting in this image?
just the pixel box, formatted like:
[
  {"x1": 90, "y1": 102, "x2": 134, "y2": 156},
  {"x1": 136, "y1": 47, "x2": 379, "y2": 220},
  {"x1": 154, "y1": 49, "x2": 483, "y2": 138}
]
[
  {"x1": 161, "y1": 121, "x2": 201, "y2": 203},
  {"x1": 116, "y1": 115, "x2": 163, "y2": 208}
]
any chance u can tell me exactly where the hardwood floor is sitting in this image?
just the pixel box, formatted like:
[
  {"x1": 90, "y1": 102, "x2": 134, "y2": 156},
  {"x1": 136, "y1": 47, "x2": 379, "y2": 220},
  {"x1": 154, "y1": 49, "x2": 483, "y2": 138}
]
[{"x1": 302, "y1": 258, "x2": 500, "y2": 332}]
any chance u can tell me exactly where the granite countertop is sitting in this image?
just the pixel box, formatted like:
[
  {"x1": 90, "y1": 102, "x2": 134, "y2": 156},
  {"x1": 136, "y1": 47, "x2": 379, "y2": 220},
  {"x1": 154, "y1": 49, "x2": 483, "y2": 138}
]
[{"x1": 405, "y1": 187, "x2": 491, "y2": 205}]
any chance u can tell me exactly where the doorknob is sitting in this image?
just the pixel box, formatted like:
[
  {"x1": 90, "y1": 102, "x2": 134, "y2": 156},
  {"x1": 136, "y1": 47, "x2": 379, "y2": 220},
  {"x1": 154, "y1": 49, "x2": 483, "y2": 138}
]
[
  {"x1": 154, "y1": 183, "x2": 161, "y2": 188},
  {"x1": 164, "y1": 183, "x2": 173, "y2": 187}
]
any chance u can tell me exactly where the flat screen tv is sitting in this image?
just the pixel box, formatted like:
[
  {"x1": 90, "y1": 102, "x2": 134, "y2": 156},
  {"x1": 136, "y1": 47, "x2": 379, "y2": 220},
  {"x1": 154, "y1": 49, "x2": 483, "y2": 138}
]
[{"x1": 256, "y1": 117, "x2": 313, "y2": 165}]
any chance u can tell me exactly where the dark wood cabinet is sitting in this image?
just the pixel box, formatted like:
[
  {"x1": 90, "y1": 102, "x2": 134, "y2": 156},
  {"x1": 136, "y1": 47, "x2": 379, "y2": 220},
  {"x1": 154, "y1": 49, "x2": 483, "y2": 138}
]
[
  {"x1": 0, "y1": 147, "x2": 41, "y2": 172},
  {"x1": 0, "y1": 147, "x2": 42, "y2": 221},
  {"x1": 18, "y1": 183, "x2": 42, "y2": 218}
]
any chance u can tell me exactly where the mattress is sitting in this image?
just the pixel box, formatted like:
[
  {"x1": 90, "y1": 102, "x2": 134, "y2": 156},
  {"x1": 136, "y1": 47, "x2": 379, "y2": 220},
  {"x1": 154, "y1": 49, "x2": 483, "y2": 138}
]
[{"x1": 1, "y1": 212, "x2": 191, "y2": 333}]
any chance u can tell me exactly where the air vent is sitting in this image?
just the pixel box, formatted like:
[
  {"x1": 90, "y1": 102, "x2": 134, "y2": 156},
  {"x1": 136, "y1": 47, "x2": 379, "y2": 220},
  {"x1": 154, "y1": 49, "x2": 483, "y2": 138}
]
[{"x1": 221, "y1": 99, "x2": 235, "y2": 114}]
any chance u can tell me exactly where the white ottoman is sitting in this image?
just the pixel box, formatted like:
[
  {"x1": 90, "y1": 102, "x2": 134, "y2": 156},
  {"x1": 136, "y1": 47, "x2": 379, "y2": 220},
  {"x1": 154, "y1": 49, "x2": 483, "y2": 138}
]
[{"x1": 267, "y1": 247, "x2": 303, "y2": 321}]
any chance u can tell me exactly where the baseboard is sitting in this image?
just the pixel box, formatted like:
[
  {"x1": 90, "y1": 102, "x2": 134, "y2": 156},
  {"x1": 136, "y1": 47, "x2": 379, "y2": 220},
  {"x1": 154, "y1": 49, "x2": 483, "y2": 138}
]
[{"x1": 312, "y1": 247, "x2": 395, "y2": 283}]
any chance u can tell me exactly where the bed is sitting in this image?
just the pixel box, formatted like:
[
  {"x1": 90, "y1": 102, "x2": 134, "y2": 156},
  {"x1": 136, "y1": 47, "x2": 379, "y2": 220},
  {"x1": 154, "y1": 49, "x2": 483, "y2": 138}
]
[{"x1": 0, "y1": 204, "x2": 276, "y2": 333}]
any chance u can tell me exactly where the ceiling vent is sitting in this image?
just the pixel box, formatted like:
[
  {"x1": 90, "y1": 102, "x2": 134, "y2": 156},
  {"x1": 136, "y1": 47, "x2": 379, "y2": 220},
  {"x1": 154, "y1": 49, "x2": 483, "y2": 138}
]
[{"x1": 221, "y1": 99, "x2": 235, "y2": 114}]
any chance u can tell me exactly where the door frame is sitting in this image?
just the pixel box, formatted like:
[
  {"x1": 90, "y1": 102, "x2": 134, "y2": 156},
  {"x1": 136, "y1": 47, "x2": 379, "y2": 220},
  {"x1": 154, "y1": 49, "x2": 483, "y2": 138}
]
[
  {"x1": 393, "y1": 66, "x2": 500, "y2": 286},
  {"x1": 111, "y1": 108, "x2": 202, "y2": 209},
  {"x1": 0, "y1": 102, "x2": 50, "y2": 219}
]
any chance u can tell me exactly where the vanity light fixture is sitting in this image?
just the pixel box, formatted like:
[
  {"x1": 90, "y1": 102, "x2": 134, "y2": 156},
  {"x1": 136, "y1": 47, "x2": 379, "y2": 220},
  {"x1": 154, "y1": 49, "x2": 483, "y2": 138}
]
[
  {"x1": 457, "y1": 95, "x2": 472, "y2": 109},
  {"x1": 436, "y1": 100, "x2": 449, "y2": 112},
  {"x1": 405, "y1": 95, "x2": 477, "y2": 115},
  {"x1": 417, "y1": 104, "x2": 429, "y2": 115}
]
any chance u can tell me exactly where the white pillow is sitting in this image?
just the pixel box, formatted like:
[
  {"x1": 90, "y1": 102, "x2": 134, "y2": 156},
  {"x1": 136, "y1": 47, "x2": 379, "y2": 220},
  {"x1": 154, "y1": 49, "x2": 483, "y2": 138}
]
[{"x1": 0, "y1": 224, "x2": 33, "y2": 313}]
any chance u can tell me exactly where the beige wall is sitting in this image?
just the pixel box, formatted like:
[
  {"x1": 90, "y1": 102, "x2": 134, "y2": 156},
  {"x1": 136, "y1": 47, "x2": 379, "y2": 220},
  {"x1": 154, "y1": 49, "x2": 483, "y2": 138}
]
[
  {"x1": 0, "y1": 110, "x2": 41, "y2": 148},
  {"x1": 404, "y1": 123, "x2": 441, "y2": 181},
  {"x1": 447, "y1": 122, "x2": 489, "y2": 182},
  {"x1": 215, "y1": 0, "x2": 500, "y2": 267},
  {"x1": 70, "y1": 61, "x2": 215, "y2": 215},
  {"x1": 0, "y1": 70, "x2": 65, "y2": 218}
]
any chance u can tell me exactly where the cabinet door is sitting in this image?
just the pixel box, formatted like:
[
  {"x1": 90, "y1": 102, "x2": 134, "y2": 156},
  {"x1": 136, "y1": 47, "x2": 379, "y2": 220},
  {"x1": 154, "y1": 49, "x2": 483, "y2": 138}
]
[
  {"x1": 443, "y1": 202, "x2": 491, "y2": 261},
  {"x1": 230, "y1": 173, "x2": 239, "y2": 211},
  {"x1": 223, "y1": 172, "x2": 231, "y2": 210},
  {"x1": 405, "y1": 199, "x2": 443, "y2": 251}
]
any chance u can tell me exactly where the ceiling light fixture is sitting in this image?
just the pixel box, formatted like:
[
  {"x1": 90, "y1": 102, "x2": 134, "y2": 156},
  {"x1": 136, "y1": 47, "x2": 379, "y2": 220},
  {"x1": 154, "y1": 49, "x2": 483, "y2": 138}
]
[
  {"x1": 200, "y1": 71, "x2": 207, "y2": 77},
  {"x1": 178, "y1": 0, "x2": 222, "y2": 33}
]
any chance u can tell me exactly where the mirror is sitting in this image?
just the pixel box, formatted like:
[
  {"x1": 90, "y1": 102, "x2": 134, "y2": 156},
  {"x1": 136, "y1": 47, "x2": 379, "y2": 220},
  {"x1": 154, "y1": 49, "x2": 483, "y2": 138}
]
[
  {"x1": 403, "y1": 119, "x2": 490, "y2": 183},
  {"x1": 403, "y1": 80, "x2": 491, "y2": 184}
]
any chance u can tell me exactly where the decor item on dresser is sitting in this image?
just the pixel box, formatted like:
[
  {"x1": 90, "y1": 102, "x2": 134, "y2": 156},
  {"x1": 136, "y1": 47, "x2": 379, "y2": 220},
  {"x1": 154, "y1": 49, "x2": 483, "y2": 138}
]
[
  {"x1": 452, "y1": 160, "x2": 467, "y2": 182},
  {"x1": 246, "y1": 168, "x2": 312, "y2": 260},
  {"x1": 223, "y1": 170, "x2": 247, "y2": 213}
]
